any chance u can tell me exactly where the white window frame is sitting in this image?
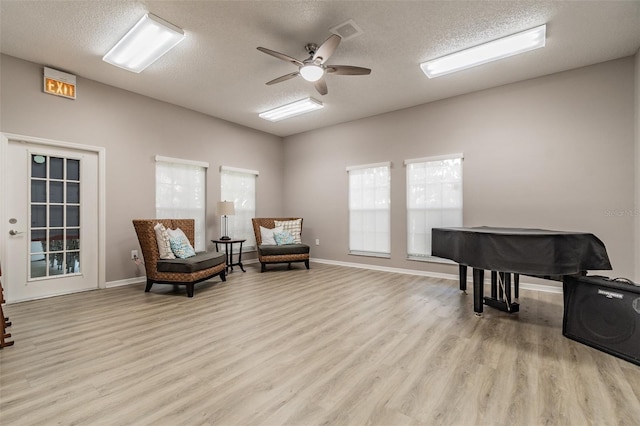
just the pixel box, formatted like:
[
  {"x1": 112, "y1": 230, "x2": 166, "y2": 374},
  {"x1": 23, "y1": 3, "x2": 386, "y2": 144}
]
[
  {"x1": 405, "y1": 153, "x2": 463, "y2": 260},
  {"x1": 155, "y1": 156, "x2": 208, "y2": 252},
  {"x1": 347, "y1": 162, "x2": 391, "y2": 258},
  {"x1": 220, "y1": 166, "x2": 258, "y2": 251}
]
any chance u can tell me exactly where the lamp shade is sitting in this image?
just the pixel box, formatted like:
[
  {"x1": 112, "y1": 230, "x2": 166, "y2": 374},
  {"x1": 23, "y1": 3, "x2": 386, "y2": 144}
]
[{"x1": 217, "y1": 201, "x2": 235, "y2": 216}]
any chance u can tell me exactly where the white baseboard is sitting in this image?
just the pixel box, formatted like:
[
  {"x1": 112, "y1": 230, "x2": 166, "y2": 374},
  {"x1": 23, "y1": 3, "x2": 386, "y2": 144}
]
[
  {"x1": 310, "y1": 257, "x2": 563, "y2": 294},
  {"x1": 105, "y1": 258, "x2": 563, "y2": 295},
  {"x1": 106, "y1": 276, "x2": 145, "y2": 288},
  {"x1": 105, "y1": 258, "x2": 260, "y2": 288}
]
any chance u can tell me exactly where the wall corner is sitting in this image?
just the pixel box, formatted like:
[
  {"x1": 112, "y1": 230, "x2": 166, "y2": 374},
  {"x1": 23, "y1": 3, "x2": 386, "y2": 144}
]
[{"x1": 635, "y1": 48, "x2": 640, "y2": 282}]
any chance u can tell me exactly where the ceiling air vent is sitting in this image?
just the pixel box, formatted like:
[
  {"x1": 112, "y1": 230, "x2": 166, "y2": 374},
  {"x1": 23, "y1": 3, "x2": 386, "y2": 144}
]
[{"x1": 329, "y1": 19, "x2": 363, "y2": 41}]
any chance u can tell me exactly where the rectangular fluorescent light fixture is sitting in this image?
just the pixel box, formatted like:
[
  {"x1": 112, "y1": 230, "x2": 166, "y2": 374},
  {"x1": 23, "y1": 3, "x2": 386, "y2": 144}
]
[
  {"x1": 103, "y1": 13, "x2": 185, "y2": 73},
  {"x1": 420, "y1": 24, "x2": 546, "y2": 78},
  {"x1": 259, "y1": 97, "x2": 324, "y2": 122}
]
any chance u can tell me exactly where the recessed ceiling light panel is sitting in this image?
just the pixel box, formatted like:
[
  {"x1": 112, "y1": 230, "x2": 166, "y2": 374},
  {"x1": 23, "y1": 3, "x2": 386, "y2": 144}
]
[
  {"x1": 103, "y1": 13, "x2": 185, "y2": 73},
  {"x1": 259, "y1": 98, "x2": 324, "y2": 122},
  {"x1": 420, "y1": 24, "x2": 546, "y2": 78}
]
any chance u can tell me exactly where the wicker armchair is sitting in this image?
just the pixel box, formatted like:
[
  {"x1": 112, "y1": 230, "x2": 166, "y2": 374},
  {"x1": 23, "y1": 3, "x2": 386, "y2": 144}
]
[
  {"x1": 251, "y1": 218, "x2": 310, "y2": 272},
  {"x1": 132, "y1": 219, "x2": 226, "y2": 297}
]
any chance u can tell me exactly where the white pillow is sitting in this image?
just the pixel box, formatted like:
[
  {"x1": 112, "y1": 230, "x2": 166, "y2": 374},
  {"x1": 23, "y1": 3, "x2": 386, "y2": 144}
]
[
  {"x1": 154, "y1": 223, "x2": 175, "y2": 260},
  {"x1": 260, "y1": 225, "x2": 283, "y2": 246},
  {"x1": 166, "y1": 227, "x2": 188, "y2": 242}
]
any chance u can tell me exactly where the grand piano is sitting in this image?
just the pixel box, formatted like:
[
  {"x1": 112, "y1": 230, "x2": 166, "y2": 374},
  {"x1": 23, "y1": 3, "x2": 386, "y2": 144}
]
[{"x1": 431, "y1": 227, "x2": 612, "y2": 314}]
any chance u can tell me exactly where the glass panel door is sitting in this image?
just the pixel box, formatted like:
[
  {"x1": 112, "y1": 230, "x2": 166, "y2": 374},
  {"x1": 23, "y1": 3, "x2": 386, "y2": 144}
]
[{"x1": 29, "y1": 154, "x2": 81, "y2": 279}]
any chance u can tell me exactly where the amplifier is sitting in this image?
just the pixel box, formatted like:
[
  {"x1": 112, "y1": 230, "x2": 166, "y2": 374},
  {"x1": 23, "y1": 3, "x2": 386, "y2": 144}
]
[{"x1": 563, "y1": 275, "x2": 640, "y2": 366}]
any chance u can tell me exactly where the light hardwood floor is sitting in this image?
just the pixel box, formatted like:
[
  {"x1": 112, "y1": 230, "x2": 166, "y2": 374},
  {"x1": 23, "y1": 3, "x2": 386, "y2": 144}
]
[{"x1": 1, "y1": 262, "x2": 639, "y2": 425}]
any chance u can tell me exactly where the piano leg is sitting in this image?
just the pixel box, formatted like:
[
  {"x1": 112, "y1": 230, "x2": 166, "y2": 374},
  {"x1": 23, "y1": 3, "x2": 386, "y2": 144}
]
[
  {"x1": 459, "y1": 265, "x2": 467, "y2": 293},
  {"x1": 504, "y1": 273, "x2": 511, "y2": 305},
  {"x1": 514, "y1": 273, "x2": 519, "y2": 299},
  {"x1": 491, "y1": 271, "x2": 497, "y2": 299},
  {"x1": 472, "y1": 268, "x2": 484, "y2": 315}
]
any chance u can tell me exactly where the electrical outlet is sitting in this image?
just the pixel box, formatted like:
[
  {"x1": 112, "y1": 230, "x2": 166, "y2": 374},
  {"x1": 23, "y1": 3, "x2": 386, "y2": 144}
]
[
  {"x1": 131, "y1": 250, "x2": 138, "y2": 259},
  {"x1": 315, "y1": 239, "x2": 320, "y2": 246}
]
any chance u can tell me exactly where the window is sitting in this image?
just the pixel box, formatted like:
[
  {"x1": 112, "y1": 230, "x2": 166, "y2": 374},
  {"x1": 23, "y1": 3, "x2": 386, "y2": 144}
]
[
  {"x1": 347, "y1": 162, "x2": 391, "y2": 257},
  {"x1": 155, "y1": 156, "x2": 208, "y2": 251},
  {"x1": 29, "y1": 154, "x2": 81, "y2": 278},
  {"x1": 406, "y1": 153, "x2": 463, "y2": 258},
  {"x1": 220, "y1": 166, "x2": 258, "y2": 250}
]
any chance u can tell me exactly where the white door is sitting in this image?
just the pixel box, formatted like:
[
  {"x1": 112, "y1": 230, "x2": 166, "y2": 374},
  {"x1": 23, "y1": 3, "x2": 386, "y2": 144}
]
[{"x1": 4, "y1": 139, "x2": 99, "y2": 302}]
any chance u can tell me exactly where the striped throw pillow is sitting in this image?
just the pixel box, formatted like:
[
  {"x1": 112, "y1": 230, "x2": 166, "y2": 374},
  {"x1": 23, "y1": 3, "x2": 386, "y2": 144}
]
[{"x1": 274, "y1": 219, "x2": 302, "y2": 244}]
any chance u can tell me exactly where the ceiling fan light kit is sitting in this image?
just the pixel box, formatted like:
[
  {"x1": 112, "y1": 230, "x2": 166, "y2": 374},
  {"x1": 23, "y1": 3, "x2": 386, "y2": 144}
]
[
  {"x1": 257, "y1": 33, "x2": 371, "y2": 96},
  {"x1": 421, "y1": 24, "x2": 546, "y2": 78},
  {"x1": 103, "y1": 13, "x2": 185, "y2": 73},
  {"x1": 259, "y1": 97, "x2": 324, "y2": 122},
  {"x1": 299, "y1": 64, "x2": 325, "y2": 82}
]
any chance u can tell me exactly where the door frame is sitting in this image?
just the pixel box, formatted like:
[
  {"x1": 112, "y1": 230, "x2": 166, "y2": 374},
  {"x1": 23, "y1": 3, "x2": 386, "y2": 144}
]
[{"x1": 0, "y1": 132, "x2": 106, "y2": 298}]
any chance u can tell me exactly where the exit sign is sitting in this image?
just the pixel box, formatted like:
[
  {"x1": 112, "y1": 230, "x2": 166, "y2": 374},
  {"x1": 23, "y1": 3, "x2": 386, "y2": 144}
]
[{"x1": 43, "y1": 67, "x2": 76, "y2": 99}]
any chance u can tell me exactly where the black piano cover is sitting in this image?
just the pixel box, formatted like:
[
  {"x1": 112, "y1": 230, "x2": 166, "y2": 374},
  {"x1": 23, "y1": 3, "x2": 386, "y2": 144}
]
[{"x1": 432, "y1": 227, "x2": 612, "y2": 275}]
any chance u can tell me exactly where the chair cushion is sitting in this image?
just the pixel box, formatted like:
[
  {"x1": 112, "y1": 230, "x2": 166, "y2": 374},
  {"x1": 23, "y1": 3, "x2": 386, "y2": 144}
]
[
  {"x1": 258, "y1": 244, "x2": 310, "y2": 256},
  {"x1": 157, "y1": 251, "x2": 225, "y2": 273}
]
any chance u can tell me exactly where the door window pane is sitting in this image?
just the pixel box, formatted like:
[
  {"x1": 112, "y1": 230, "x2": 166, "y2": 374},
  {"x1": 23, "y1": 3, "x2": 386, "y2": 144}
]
[
  {"x1": 31, "y1": 205, "x2": 47, "y2": 227},
  {"x1": 50, "y1": 157, "x2": 64, "y2": 179},
  {"x1": 67, "y1": 252, "x2": 80, "y2": 273},
  {"x1": 67, "y1": 206, "x2": 79, "y2": 226},
  {"x1": 31, "y1": 230, "x2": 46, "y2": 249},
  {"x1": 50, "y1": 181, "x2": 64, "y2": 203},
  {"x1": 66, "y1": 229, "x2": 80, "y2": 250},
  {"x1": 50, "y1": 253, "x2": 64, "y2": 276},
  {"x1": 67, "y1": 159, "x2": 80, "y2": 180},
  {"x1": 30, "y1": 255, "x2": 47, "y2": 278},
  {"x1": 49, "y1": 229, "x2": 64, "y2": 251},
  {"x1": 66, "y1": 182, "x2": 79, "y2": 203},
  {"x1": 31, "y1": 180, "x2": 46, "y2": 202},
  {"x1": 49, "y1": 205, "x2": 63, "y2": 227},
  {"x1": 31, "y1": 155, "x2": 46, "y2": 178}
]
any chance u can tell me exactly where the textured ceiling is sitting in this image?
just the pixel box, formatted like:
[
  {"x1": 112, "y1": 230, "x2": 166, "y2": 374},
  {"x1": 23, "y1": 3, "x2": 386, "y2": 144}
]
[{"x1": 1, "y1": 1, "x2": 640, "y2": 137}]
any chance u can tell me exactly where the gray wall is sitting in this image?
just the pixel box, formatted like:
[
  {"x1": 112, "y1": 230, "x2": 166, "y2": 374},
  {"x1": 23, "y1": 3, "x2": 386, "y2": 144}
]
[
  {"x1": 283, "y1": 57, "x2": 637, "y2": 282},
  {"x1": 2, "y1": 53, "x2": 638, "y2": 285},
  {"x1": 0, "y1": 54, "x2": 283, "y2": 282}
]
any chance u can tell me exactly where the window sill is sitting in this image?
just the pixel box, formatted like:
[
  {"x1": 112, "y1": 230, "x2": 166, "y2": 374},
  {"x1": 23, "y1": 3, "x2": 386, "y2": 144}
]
[
  {"x1": 407, "y1": 255, "x2": 457, "y2": 265},
  {"x1": 349, "y1": 251, "x2": 391, "y2": 259}
]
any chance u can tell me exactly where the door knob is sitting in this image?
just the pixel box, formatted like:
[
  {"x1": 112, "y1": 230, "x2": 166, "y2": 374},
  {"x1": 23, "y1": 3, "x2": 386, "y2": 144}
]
[{"x1": 9, "y1": 229, "x2": 24, "y2": 236}]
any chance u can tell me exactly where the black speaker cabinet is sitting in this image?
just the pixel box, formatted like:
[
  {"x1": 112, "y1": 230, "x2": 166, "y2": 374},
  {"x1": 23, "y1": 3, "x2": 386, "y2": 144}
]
[{"x1": 563, "y1": 275, "x2": 640, "y2": 366}]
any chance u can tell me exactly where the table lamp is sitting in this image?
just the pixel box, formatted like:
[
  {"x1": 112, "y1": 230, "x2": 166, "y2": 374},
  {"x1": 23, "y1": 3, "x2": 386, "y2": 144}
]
[{"x1": 217, "y1": 201, "x2": 235, "y2": 240}]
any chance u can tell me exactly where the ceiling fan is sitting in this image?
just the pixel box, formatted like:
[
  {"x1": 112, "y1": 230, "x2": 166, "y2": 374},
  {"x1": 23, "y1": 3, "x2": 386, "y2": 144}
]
[{"x1": 257, "y1": 34, "x2": 371, "y2": 96}]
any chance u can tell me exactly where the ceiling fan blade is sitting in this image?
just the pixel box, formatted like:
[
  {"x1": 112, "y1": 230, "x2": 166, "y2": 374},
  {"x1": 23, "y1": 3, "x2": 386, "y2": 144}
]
[
  {"x1": 314, "y1": 78, "x2": 328, "y2": 96},
  {"x1": 326, "y1": 65, "x2": 372, "y2": 75},
  {"x1": 313, "y1": 34, "x2": 341, "y2": 64},
  {"x1": 266, "y1": 72, "x2": 300, "y2": 85},
  {"x1": 257, "y1": 47, "x2": 303, "y2": 66}
]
